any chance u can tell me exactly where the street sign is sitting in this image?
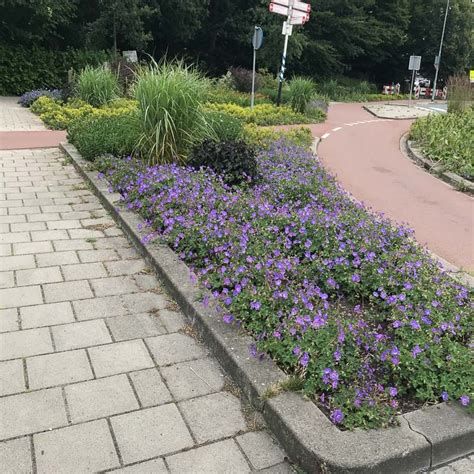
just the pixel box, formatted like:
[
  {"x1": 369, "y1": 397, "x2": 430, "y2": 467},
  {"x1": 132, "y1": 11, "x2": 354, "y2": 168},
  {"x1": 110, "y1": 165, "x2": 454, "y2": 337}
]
[
  {"x1": 281, "y1": 21, "x2": 293, "y2": 35},
  {"x1": 252, "y1": 27, "x2": 264, "y2": 50},
  {"x1": 272, "y1": 0, "x2": 311, "y2": 12},
  {"x1": 269, "y1": 3, "x2": 309, "y2": 22},
  {"x1": 408, "y1": 55, "x2": 421, "y2": 71}
]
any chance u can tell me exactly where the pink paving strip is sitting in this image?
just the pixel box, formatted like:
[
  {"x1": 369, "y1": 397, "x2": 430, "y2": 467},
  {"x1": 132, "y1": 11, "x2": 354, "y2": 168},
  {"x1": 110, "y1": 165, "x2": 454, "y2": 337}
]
[{"x1": 0, "y1": 131, "x2": 67, "y2": 150}]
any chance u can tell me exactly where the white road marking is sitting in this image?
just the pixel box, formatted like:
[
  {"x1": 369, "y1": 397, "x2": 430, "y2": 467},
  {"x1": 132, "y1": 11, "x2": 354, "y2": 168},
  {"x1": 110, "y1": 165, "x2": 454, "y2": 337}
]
[
  {"x1": 321, "y1": 133, "x2": 331, "y2": 139},
  {"x1": 332, "y1": 127, "x2": 342, "y2": 132}
]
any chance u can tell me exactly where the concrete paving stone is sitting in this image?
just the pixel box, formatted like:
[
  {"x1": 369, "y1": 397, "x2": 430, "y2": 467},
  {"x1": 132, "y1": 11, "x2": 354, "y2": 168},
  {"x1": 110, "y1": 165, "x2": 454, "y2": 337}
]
[
  {"x1": 10, "y1": 221, "x2": 47, "y2": 232},
  {"x1": 449, "y1": 457, "x2": 474, "y2": 472},
  {"x1": 0, "y1": 308, "x2": 19, "y2": 332},
  {"x1": 88, "y1": 340, "x2": 154, "y2": 377},
  {"x1": 72, "y1": 203, "x2": 102, "y2": 212},
  {"x1": 106, "y1": 313, "x2": 165, "y2": 341},
  {"x1": 81, "y1": 217, "x2": 115, "y2": 227},
  {"x1": 146, "y1": 333, "x2": 206, "y2": 366},
  {"x1": 0, "y1": 214, "x2": 25, "y2": 224},
  {"x1": 90, "y1": 276, "x2": 139, "y2": 297},
  {"x1": 0, "y1": 223, "x2": 10, "y2": 233},
  {"x1": 13, "y1": 241, "x2": 53, "y2": 255},
  {"x1": 36, "y1": 192, "x2": 64, "y2": 199},
  {"x1": 156, "y1": 309, "x2": 186, "y2": 333},
  {"x1": 166, "y1": 439, "x2": 250, "y2": 474},
  {"x1": 16, "y1": 266, "x2": 63, "y2": 286},
  {"x1": 69, "y1": 228, "x2": 105, "y2": 240},
  {"x1": 161, "y1": 358, "x2": 225, "y2": 401},
  {"x1": 132, "y1": 273, "x2": 159, "y2": 291},
  {"x1": 27, "y1": 212, "x2": 61, "y2": 222},
  {"x1": 73, "y1": 295, "x2": 128, "y2": 320},
  {"x1": 0, "y1": 437, "x2": 33, "y2": 473},
  {"x1": 431, "y1": 467, "x2": 455, "y2": 473},
  {"x1": 115, "y1": 246, "x2": 140, "y2": 259},
  {"x1": 34, "y1": 419, "x2": 119, "y2": 473},
  {"x1": 20, "y1": 301, "x2": 75, "y2": 329},
  {"x1": 257, "y1": 462, "x2": 295, "y2": 473},
  {"x1": 104, "y1": 259, "x2": 146, "y2": 276},
  {"x1": 113, "y1": 458, "x2": 168, "y2": 473},
  {"x1": 0, "y1": 388, "x2": 67, "y2": 440},
  {"x1": 22, "y1": 198, "x2": 55, "y2": 207},
  {"x1": 236, "y1": 431, "x2": 286, "y2": 470},
  {"x1": 0, "y1": 243, "x2": 12, "y2": 256},
  {"x1": 0, "y1": 285, "x2": 43, "y2": 309},
  {"x1": 27, "y1": 349, "x2": 93, "y2": 389},
  {"x1": 53, "y1": 197, "x2": 83, "y2": 205},
  {"x1": 179, "y1": 392, "x2": 247, "y2": 444},
  {"x1": 78, "y1": 249, "x2": 119, "y2": 263},
  {"x1": 0, "y1": 199, "x2": 22, "y2": 208},
  {"x1": 61, "y1": 262, "x2": 107, "y2": 281},
  {"x1": 0, "y1": 255, "x2": 36, "y2": 272},
  {"x1": 9, "y1": 206, "x2": 41, "y2": 215},
  {"x1": 43, "y1": 280, "x2": 92, "y2": 303},
  {"x1": 0, "y1": 271, "x2": 14, "y2": 288},
  {"x1": 30, "y1": 229, "x2": 69, "y2": 242},
  {"x1": 104, "y1": 227, "x2": 124, "y2": 237},
  {"x1": 111, "y1": 404, "x2": 194, "y2": 464},
  {"x1": 60, "y1": 211, "x2": 93, "y2": 220},
  {"x1": 47, "y1": 219, "x2": 82, "y2": 230},
  {"x1": 122, "y1": 292, "x2": 169, "y2": 314},
  {"x1": 0, "y1": 231, "x2": 30, "y2": 244},
  {"x1": 0, "y1": 327, "x2": 53, "y2": 360},
  {"x1": 36, "y1": 250, "x2": 79, "y2": 267},
  {"x1": 66, "y1": 374, "x2": 139, "y2": 422},
  {"x1": 40, "y1": 204, "x2": 73, "y2": 214},
  {"x1": 52, "y1": 320, "x2": 112, "y2": 351},
  {"x1": 129, "y1": 368, "x2": 173, "y2": 408},
  {"x1": 53, "y1": 239, "x2": 93, "y2": 251},
  {"x1": 0, "y1": 359, "x2": 25, "y2": 396}
]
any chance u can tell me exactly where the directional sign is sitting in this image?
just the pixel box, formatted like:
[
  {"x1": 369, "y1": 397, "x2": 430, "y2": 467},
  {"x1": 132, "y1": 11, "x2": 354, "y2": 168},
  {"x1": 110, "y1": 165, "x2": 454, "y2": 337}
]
[
  {"x1": 252, "y1": 27, "x2": 264, "y2": 50},
  {"x1": 408, "y1": 55, "x2": 421, "y2": 71},
  {"x1": 269, "y1": 3, "x2": 310, "y2": 22},
  {"x1": 273, "y1": 0, "x2": 311, "y2": 12}
]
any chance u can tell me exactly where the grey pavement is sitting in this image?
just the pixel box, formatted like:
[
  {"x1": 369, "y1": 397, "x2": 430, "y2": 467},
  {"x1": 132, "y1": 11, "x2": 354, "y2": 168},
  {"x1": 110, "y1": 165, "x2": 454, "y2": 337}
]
[
  {"x1": 0, "y1": 146, "x2": 292, "y2": 473},
  {"x1": 0, "y1": 97, "x2": 47, "y2": 131}
]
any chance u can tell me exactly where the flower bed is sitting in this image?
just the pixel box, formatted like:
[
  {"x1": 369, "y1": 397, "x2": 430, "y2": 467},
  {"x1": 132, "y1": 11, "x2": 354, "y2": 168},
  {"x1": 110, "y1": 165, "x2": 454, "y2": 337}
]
[{"x1": 99, "y1": 141, "x2": 472, "y2": 430}]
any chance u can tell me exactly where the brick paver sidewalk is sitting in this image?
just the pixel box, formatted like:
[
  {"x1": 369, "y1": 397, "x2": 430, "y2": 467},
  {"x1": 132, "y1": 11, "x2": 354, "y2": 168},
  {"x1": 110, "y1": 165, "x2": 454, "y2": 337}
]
[{"x1": 0, "y1": 148, "x2": 291, "y2": 473}]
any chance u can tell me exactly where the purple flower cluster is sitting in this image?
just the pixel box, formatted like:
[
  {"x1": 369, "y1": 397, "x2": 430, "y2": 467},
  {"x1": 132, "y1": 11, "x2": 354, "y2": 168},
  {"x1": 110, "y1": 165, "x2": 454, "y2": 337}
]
[
  {"x1": 100, "y1": 140, "x2": 473, "y2": 429},
  {"x1": 18, "y1": 89, "x2": 62, "y2": 107}
]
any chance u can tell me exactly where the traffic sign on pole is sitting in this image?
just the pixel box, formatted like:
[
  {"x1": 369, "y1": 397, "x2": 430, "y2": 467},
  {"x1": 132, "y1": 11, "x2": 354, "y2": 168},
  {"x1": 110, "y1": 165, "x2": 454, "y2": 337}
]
[
  {"x1": 252, "y1": 26, "x2": 264, "y2": 50},
  {"x1": 272, "y1": 0, "x2": 311, "y2": 12},
  {"x1": 251, "y1": 27, "x2": 264, "y2": 109},
  {"x1": 408, "y1": 55, "x2": 422, "y2": 71},
  {"x1": 269, "y1": 3, "x2": 310, "y2": 21}
]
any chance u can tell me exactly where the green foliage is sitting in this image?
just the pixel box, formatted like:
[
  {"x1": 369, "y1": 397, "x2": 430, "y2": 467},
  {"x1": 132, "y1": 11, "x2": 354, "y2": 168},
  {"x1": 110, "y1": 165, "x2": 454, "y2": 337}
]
[
  {"x1": 188, "y1": 139, "x2": 259, "y2": 186},
  {"x1": 134, "y1": 60, "x2": 211, "y2": 164},
  {"x1": 289, "y1": 77, "x2": 316, "y2": 114},
  {"x1": 316, "y1": 78, "x2": 378, "y2": 102},
  {"x1": 243, "y1": 124, "x2": 313, "y2": 150},
  {"x1": 205, "y1": 103, "x2": 322, "y2": 126},
  {"x1": 205, "y1": 111, "x2": 244, "y2": 141},
  {"x1": 0, "y1": 45, "x2": 109, "y2": 96},
  {"x1": 205, "y1": 87, "x2": 271, "y2": 107},
  {"x1": 68, "y1": 111, "x2": 140, "y2": 161},
  {"x1": 75, "y1": 66, "x2": 120, "y2": 107},
  {"x1": 447, "y1": 75, "x2": 473, "y2": 114},
  {"x1": 410, "y1": 109, "x2": 474, "y2": 181}
]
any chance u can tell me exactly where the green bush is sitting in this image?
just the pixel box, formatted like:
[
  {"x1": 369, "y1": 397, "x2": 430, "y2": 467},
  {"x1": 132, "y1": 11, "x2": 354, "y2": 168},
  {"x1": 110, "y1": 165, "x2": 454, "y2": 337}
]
[
  {"x1": 0, "y1": 45, "x2": 109, "y2": 95},
  {"x1": 205, "y1": 87, "x2": 271, "y2": 107},
  {"x1": 243, "y1": 124, "x2": 313, "y2": 149},
  {"x1": 317, "y1": 77, "x2": 379, "y2": 102},
  {"x1": 289, "y1": 77, "x2": 315, "y2": 114},
  {"x1": 205, "y1": 111, "x2": 243, "y2": 141},
  {"x1": 75, "y1": 65, "x2": 120, "y2": 107},
  {"x1": 68, "y1": 111, "x2": 140, "y2": 161},
  {"x1": 410, "y1": 109, "x2": 474, "y2": 181},
  {"x1": 134, "y1": 60, "x2": 211, "y2": 164},
  {"x1": 189, "y1": 139, "x2": 258, "y2": 185}
]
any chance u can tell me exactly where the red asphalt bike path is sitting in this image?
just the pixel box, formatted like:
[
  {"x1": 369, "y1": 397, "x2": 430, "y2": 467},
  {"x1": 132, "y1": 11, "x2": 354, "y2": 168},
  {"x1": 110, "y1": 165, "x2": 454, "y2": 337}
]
[{"x1": 305, "y1": 102, "x2": 473, "y2": 271}]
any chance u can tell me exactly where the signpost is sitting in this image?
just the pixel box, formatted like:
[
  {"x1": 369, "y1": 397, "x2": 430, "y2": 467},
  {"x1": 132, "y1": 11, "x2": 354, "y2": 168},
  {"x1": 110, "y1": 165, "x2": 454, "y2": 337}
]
[
  {"x1": 408, "y1": 55, "x2": 421, "y2": 107},
  {"x1": 251, "y1": 27, "x2": 264, "y2": 109},
  {"x1": 269, "y1": 0, "x2": 311, "y2": 106}
]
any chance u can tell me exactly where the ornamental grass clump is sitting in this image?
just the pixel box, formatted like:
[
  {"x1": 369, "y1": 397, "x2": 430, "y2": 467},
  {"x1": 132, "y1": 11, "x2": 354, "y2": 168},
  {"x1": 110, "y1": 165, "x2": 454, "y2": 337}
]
[
  {"x1": 134, "y1": 61, "x2": 211, "y2": 164},
  {"x1": 100, "y1": 142, "x2": 473, "y2": 430},
  {"x1": 75, "y1": 65, "x2": 120, "y2": 107},
  {"x1": 289, "y1": 76, "x2": 315, "y2": 114}
]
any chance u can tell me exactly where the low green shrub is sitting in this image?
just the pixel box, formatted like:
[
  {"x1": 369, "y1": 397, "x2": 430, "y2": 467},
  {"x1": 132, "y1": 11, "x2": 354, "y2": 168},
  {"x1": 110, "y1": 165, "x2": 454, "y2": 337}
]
[
  {"x1": 75, "y1": 65, "x2": 120, "y2": 107},
  {"x1": 205, "y1": 111, "x2": 243, "y2": 141},
  {"x1": 188, "y1": 139, "x2": 258, "y2": 185},
  {"x1": 205, "y1": 102, "x2": 321, "y2": 126},
  {"x1": 68, "y1": 110, "x2": 140, "y2": 161},
  {"x1": 410, "y1": 109, "x2": 474, "y2": 181},
  {"x1": 289, "y1": 77, "x2": 316, "y2": 114},
  {"x1": 243, "y1": 124, "x2": 313, "y2": 149},
  {"x1": 205, "y1": 87, "x2": 271, "y2": 107}
]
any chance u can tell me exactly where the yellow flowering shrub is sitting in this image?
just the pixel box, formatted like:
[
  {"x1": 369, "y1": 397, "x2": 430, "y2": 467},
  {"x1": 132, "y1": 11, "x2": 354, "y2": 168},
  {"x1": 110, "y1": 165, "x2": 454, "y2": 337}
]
[{"x1": 243, "y1": 123, "x2": 313, "y2": 149}]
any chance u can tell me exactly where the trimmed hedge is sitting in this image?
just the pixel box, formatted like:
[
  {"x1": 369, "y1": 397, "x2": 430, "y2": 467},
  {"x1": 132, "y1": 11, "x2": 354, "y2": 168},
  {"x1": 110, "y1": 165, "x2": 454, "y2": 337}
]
[{"x1": 0, "y1": 46, "x2": 109, "y2": 95}]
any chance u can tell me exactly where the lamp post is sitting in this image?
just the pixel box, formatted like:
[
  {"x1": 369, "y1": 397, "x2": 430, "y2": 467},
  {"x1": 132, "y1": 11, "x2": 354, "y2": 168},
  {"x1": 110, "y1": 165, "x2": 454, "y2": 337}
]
[{"x1": 431, "y1": 0, "x2": 450, "y2": 102}]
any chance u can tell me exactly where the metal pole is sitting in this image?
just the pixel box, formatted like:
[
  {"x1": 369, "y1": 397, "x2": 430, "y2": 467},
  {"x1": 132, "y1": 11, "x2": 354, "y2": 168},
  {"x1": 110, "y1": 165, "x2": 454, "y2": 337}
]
[
  {"x1": 409, "y1": 67, "x2": 416, "y2": 107},
  {"x1": 432, "y1": 0, "x2": 450, "y2": 102},
  {"x1": 251, "y1": 46, "x2": 257, "y2": 109},
  {"x1": 276, "y1": 0, "x2": 294, "y2": 106}
]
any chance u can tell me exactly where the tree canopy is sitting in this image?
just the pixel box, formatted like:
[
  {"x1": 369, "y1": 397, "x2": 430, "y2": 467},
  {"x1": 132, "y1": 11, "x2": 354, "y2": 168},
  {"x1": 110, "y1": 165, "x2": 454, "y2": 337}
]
[{"x1": 0, "y1": 0, "x2": 472, "y2": 84}]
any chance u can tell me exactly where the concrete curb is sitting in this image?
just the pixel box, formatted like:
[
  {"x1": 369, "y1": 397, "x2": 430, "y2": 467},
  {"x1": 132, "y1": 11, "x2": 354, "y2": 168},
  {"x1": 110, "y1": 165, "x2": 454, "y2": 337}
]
[
  {"x1": 401, "y1": 133, "x2": 474, "y2": 196},
  {"x1": 60, "y1": 141, "x2": 473, "y2": 473}
]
